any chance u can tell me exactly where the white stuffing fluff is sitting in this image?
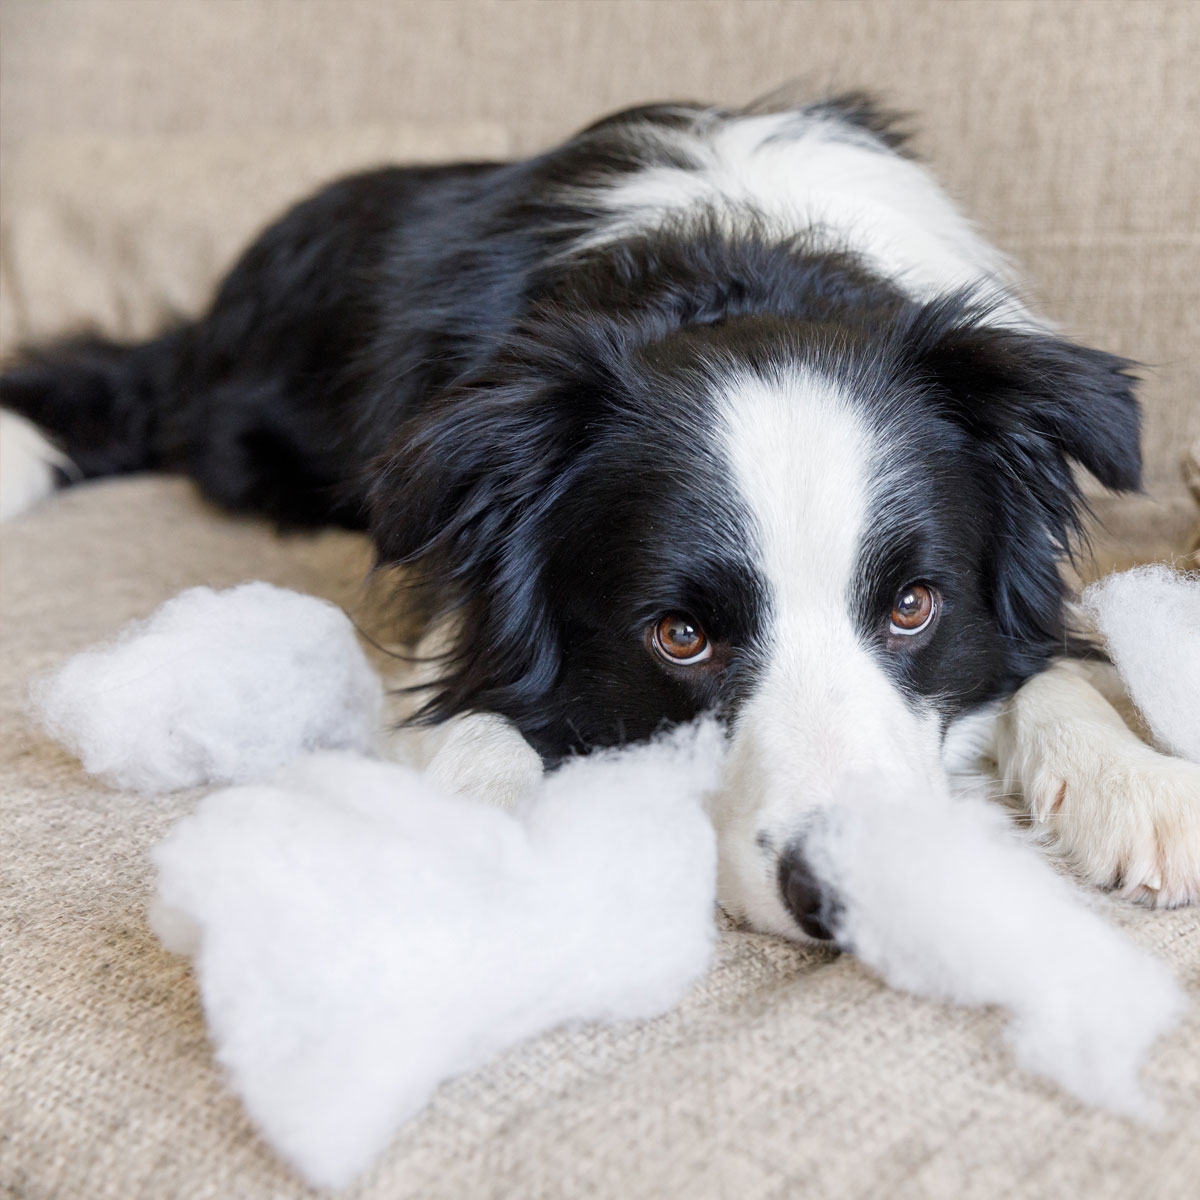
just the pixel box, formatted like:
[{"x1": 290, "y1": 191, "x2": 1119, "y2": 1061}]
[
  {"x1": 1082, "y1": 564, "x2": 1200, "y2": 763},
  {"x1": 31, "y1": 583, "x2": 383, "y2": 793},
  {"x1": 806, "y1": 783, "x2": 1186, "y2": 1118},
  {"x1": 32, "y1": 579, "x2": 1195, "y2": 1184},
  {"x1": 150, "y1": 726, "x2": 720, "y2": 1190}
]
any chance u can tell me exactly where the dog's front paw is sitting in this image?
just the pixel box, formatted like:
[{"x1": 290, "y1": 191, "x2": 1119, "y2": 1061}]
[
  {"x1": 1026, "y1": 746, "x2": 1200, "y2": 908},
  {"x1": 424, "y1": 712, "x2": 544, "y2": 809}
]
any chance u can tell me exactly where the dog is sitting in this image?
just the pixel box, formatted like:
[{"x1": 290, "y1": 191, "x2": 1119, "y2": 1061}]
[{"x1": 3, "y1": 95, "x2": 1198, "y2": 940}]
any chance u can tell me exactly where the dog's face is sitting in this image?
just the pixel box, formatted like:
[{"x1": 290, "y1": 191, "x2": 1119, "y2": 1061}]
[{"x1": 370, "y1": 251, "x2": 1139, "y2": 941}]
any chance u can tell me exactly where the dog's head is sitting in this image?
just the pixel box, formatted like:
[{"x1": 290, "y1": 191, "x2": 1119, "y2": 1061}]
[{"x1": 369, "y1": 238, "x2": 1139, "y2": 940}]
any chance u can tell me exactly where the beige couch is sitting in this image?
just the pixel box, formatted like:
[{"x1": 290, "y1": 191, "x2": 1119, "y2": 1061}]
[{"x1": 2, "y1": 3, "x2": 1198, "y2": 1198}]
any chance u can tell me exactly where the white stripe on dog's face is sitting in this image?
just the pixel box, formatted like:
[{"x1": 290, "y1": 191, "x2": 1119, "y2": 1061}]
[{"x1": 709, "y1": 367, "x2": 944, "y2": 939}]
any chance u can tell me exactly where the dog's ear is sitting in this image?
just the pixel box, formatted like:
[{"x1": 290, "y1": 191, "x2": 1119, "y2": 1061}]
[
  {"x1": 365, "y1": 332, "x2": 611, "y2": 727},
  {"x1": 368, "y1": 379, "x2": 572, "y2": 571},
  {"x1": 918, "y1": 318, "x2": 1141, "y2": 494},
  {"x1": 912, "y1": 313, "x2": 1141, "y2": 662},
  {"x1": 367, "y1": 307, "x2": 638, "y2": 573}
]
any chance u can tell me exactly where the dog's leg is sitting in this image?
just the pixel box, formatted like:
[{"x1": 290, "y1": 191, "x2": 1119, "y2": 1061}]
[
  {"x1": 422, "y1": 713, "x2": 545, "y2": 810},
  {"x1": 0, "y1": 410, "x2": 72, "y2": 520},
  {"x1": 381, "y1": 691, "x2": 544, "y2": 810},
  {"x1": 995, "y1": 658, "x2": 1200, "y2": 907},
  {"x1": 377, "y1": 641, "x2": 544, "y2": 809},
  {"x1": 375, "y1": 618, "x2": 546, "y2": 811}
]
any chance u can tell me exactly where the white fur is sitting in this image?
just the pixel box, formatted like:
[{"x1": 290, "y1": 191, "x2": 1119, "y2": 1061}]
[
  {"x1": 423, "y1": 711, "x2": 546, "y2": 809},
  {"x1": 573, "y1": 110, "x2": 1029, "y2": 315},
  {"x1": 151, "y1": 728, "x2": 720, "y2": 1189},
  {"x1": 996, "y1": 658, "x2": 1200, "y2": 908},
  {"x1": 31, "y1": 582, "x2": 383, "y2": 793},
  {"x1": 376, "y1": 618, "x2": 547, "y2": 809},
  {"x1": 941, "y1": 700, "x2": 1005, "y2": 787},
  {"x1": 806, "y1": 778, "x2": 1185, "y2": 1118},
  {"x1": 0, "y1": 409, "x2": 72, "y2": 520},
  {"x1": 709, "y1": 367, "x2": 943, "y2": 937},
  {"x1": 1082, "y1": 565, "x2": 1200, "y2": 763}
]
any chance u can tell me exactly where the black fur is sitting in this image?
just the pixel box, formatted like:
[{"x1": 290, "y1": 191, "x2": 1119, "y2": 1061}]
[{"x1": 0, "y1": 98, "x2": 1140, "y2": 763}]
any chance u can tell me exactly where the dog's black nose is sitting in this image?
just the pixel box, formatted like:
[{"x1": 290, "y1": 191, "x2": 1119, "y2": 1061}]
[{"x1": 777, "y1": 844, "x2": 837, "y2": 941}]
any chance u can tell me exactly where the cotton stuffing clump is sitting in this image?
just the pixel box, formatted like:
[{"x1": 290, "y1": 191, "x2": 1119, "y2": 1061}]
[
  {"x1": 27, "y1": 576, "x2": 1194, "y2": 1188},
  {"x1": 32, "y1": 582, "x2": 383, "y2": 793},
  {"x1": 1082, "y1": 564, "x2": 1200, "y2": 764},
  {"x1": 806, "y1": 783, "x2": 1186, "y2": 1119},
  {"x1": 150, "y1": 725, "x2": 722, "y2": 1189}
]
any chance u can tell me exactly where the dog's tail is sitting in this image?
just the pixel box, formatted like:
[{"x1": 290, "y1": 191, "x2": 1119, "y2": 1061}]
[{"x1": 0, "y1": 328, "x2": 185, "y2": 518}]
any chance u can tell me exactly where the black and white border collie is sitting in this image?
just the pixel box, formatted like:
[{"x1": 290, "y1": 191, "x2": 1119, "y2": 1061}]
[{"x1": 4, "y1": 96, "x2": 1198, "y2": 939}]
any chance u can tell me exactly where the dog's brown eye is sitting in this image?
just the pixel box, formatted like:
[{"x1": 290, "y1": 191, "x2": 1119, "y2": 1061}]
[
  {"x1": 890, "y1": 584, "x2": 938, "y2": 636},
  {"x1": 650, "y1": 614, "x2": 712, "y2": 665}
]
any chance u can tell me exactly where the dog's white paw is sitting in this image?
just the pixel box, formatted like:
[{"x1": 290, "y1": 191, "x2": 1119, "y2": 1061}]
[
  {"x1": 1025, "y1": 744, "x2": 1200, "y2": 908},
  {"x1": 999, "y1": 659, "x2": 1200, "y2": 908},
  {"x1": 424, "y1": 712, "x2": 544, "y2": 810},
  {"x1": 0, "y1": 409, "x2": 71, "y2": 521}
]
